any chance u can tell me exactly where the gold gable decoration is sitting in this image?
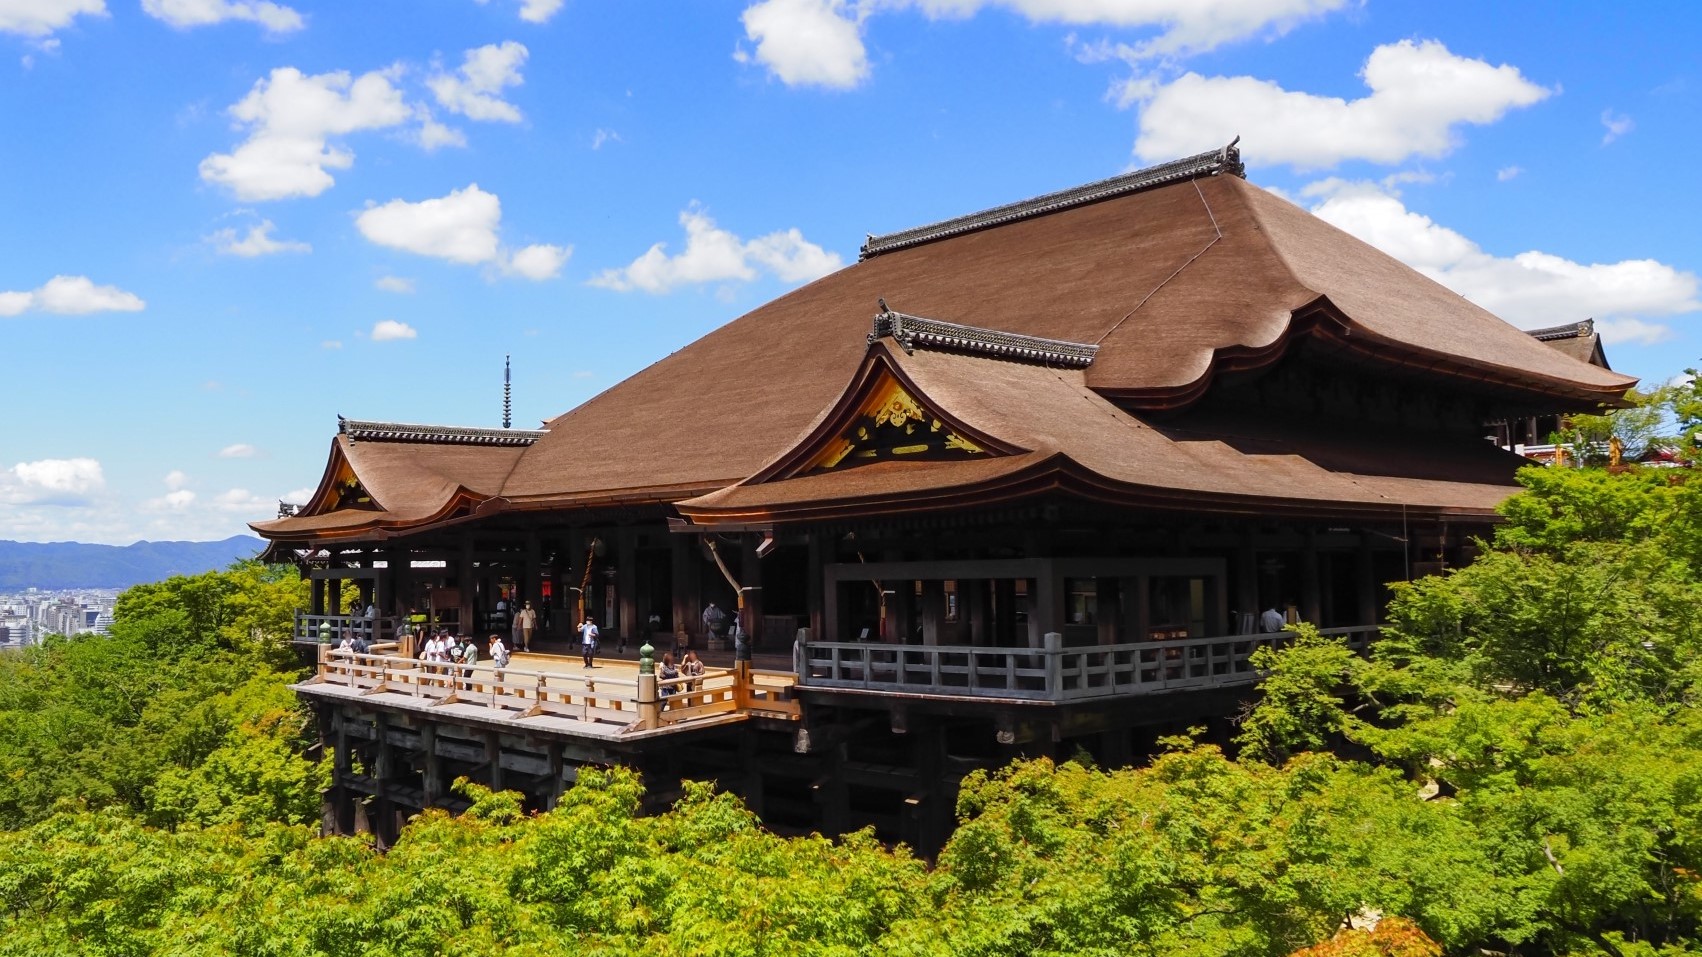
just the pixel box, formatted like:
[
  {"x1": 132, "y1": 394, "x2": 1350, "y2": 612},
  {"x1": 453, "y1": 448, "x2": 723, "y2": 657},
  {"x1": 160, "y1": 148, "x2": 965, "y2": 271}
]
[
  {"x1": 321, "y1": 460, "x2": 379, "y2": 513},
  {"x1": 808, "y1": 376, "x2": 986, "y2": 473}
]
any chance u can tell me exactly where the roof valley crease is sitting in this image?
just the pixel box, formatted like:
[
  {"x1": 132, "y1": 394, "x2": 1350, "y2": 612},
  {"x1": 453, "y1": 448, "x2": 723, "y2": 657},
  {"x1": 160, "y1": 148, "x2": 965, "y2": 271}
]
[{"x1": 254, "y1": 144, "x2": 1636, "y2": 543}]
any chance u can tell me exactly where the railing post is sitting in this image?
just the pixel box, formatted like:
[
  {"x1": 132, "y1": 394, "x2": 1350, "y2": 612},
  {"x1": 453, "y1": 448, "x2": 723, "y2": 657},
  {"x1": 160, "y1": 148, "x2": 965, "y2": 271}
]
[
  {"x1": 734, "y1": 659, "x2": 752, "y2": 711},
  {"x1": 1044, "y1": 632, "x2": 1063, "y2": 699},
  {"x1": 637, "y1": 642, "x2": 660, "y2": 730}
]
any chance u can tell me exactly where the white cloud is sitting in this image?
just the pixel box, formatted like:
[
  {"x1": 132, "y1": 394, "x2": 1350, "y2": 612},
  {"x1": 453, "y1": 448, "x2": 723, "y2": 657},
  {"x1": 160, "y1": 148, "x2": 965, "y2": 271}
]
[
  {"x1": 590, "y1": 205, "x2": 842, "y2": 293},
  {"x1": 207, "y1": 219, "x2": 311, "y2": 256},
  {"x1": 355, "y1": 183, "x2": 569, "y2": 280},
  {"x1": 164, "y1": 470, "x2": 190, "y2": 490},
  {"x1": 217, "y1": 443, "x2": 258, "y2": 458},
  {"x1": 501, "y1": 243, "x2": 572, "y2": 280},
  {"x1": 375, "y1": 275, "x2": 415, "y2": 293},
  {"x1": 413, "y1": 110, "x2": 467, "y2": 151},
  {"x1": 738, "y1": 0, "x2": 869, "y2": 90},
  {"x1": 1300, "y1": 178, "x2": 1702, "y2": 344},
  {"x1": 0, "y1": 0, "x2": 105, "y2": 38},
  {"x1": 926, "y1": 0, "x2": 1345, "y2": 59},
  {"x1": 1596, "y1": 318, "x2": 1673, "y2": 347},
  {"x1": 321, "y1": 339, "x2": 343, "y2": 349},
  {"x1": 371, "y1": 319, "x2": 417, "y2": 341},
  {"x1": 146, "y1": 488, "x2": 198, "y2": 511},
  {"x1": 737, "y1": 0, "x2": 1348, "y2": 89},
  {"x1": 1601, "y1": 109, "x2": 1633, "y2": 145},
  {"x1": 1496, "y1": 165, "x2": 1522, "y2": 182},
  {"x1": 1132, "y1": 40, "x2": 1552, "y2": 170},
  {"x1": 199, "y1": 66, "x2": 413, "y2": 201},
  {"x1": 1, "y1": 457, "x2": 104, "y2": 506},
  {"x1": 473, "y1": 0, "x2": 563, "y2": 23},
  {"x1": 0, "y1": 275, "x2": 145, "y2": 316},
  {"x1": 12, "y1": 458, "x2": 102, "y2": 493},
  {"x1": 140, "y1": 0, "x2": 304, "y2": 34},
  {"x1": 428, "y1": 41, "x2": 527, "y2": 122},
  {"x1": 282, "y1": 486, "x2": 314, "y2": 504},
  {"x1": 591, "y1": 128, "x2": 621, "y2": 149},
  {"x1": 518, "y1": 0, "x2": 562, "y2": 22},
  {"x1": 213, "y1": 488, "x2": 271, "y2": 513}
]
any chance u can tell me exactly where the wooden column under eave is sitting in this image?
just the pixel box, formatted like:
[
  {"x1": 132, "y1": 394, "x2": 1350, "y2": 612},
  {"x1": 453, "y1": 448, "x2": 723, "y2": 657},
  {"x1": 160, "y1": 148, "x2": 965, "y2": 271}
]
[
  {"x1": 458, "y1": 537, "x2": 476, "y2": 636},
  {"x1": 1235, "y1": 537, "x2": 1258, "y2": 625},
  {"x1": 919, "y1": 580, "x2": 944, "y2": 645},
  {"x1": 807, "y1": 532, "x2": 825, "y2": 642},
  {"x1": 1356, "y1": 535, "x2": 1378, "y2": 627},
  {"x1": 1301, "y1": 530, "x2": 1322, "y2": 626},
  {"x1": 671, "y1": 533, "x2": 701, "y2": 649},
  {"x1": 617, "y1": 528, "x2": 638, "y2": 642},
  {"x1": 523, "y1": 532, "x2": 541, "y2": 608},
  {"x1": 310, "y1": 577, "x2": 326, "y2": 616},
  {"x1": 742, "y1": 535, "x2": 764, "y2": 650}
]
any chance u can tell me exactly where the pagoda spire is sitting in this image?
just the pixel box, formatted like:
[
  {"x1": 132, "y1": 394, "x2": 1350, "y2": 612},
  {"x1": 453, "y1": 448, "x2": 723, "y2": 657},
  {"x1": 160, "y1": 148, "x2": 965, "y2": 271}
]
[{"x1": 502, "y1": 355, "x2": 512, "y2": 429}]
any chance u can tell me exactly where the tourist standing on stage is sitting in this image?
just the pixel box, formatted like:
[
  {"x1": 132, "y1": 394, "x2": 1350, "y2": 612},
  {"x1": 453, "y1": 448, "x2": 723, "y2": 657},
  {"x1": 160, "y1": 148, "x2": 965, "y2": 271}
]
[
  {"x1": 578, "y1": 615, "x2": 600, "y2": 668},
  {"x1": 516, "y1": 601, "x2": 537, "y2": 652}
]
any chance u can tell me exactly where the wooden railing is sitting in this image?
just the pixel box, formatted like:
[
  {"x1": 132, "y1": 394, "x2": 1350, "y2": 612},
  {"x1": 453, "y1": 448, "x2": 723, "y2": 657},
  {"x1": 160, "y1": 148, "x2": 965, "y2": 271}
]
[
  {"x1": 294, "y1": 613, "x2": 402, "y2": 646},
  {"x1": 308, "y1": 650, "x2": 802, "y2": 730},
  {"x1": 797, "y1": 626, "x2": 1377, "y2": 701}
]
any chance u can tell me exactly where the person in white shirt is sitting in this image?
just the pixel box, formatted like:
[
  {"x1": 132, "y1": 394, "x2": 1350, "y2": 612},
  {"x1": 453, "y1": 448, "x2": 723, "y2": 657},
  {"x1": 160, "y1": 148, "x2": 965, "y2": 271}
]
[
  {"x1": 1260, "y1": 606, "x2": 1286, "y2": 633},
  {"x1": 516, "y1": 601, "x2": 537, "y2": 652},
  {"x1": 578, "y1": 616, "x2": 600, "y2": 668}
]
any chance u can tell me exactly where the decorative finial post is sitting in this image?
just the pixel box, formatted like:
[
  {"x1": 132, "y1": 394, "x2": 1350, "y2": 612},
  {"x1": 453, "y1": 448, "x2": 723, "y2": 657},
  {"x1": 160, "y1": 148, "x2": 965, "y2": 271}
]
[{"x1": 502, "y1": 355, "x2": 512, "y2": 429}]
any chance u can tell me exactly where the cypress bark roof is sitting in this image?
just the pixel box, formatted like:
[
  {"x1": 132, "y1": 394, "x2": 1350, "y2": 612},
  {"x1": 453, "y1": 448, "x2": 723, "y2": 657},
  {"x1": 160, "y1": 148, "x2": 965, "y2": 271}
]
[{"x1": 254, "y1": 148, "x2": 1637, "y2": 541}]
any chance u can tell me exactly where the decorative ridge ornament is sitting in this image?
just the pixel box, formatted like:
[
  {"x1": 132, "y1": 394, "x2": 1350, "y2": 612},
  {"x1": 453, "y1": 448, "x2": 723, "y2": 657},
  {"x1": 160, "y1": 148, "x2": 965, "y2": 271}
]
[
  {"x1": 860, "y1": 138, "x2": 1244, "y2": 260},
  {"x1": 338, "y1": 415, "x2": 547, "y2": 446},
  {"x1": 868, "y1": 302, "x2": 1098, "y2": 368},
  {"x1": 1527, "y1": 318, "x2": 1596, "y2": 342}
]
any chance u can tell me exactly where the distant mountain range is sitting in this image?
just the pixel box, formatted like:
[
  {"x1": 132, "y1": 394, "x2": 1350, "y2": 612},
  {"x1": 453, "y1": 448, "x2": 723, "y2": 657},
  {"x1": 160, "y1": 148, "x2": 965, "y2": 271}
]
[{"x1": 0, "y1": 536, "x2": 264, "y2": 590}]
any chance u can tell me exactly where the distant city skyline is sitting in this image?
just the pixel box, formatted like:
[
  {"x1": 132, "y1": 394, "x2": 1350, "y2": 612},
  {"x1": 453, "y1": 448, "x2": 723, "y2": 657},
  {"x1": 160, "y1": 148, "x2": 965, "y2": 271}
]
[{"x1": 2, "y1": 1, "x2": 1697, "y2": 544}]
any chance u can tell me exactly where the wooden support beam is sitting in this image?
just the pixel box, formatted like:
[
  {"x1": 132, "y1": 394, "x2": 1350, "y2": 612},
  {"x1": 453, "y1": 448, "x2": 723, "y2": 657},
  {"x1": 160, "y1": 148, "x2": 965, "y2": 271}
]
[{"x1": 617, "y1": 528, "x2": 637, "y2": 642}]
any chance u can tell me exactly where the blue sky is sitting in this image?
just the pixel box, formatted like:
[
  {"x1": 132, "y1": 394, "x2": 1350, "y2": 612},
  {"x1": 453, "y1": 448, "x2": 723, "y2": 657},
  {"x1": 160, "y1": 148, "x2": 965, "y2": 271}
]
[{"x1": 2, "y1": 0, "x2": 1698, "y2": 544}]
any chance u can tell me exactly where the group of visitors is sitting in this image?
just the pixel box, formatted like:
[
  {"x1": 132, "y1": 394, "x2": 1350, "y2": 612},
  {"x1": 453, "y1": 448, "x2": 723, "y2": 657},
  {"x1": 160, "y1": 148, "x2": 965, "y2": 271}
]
[
  {"x1": 418, "y1": 630, "x2": 486, "y2": 667},
  {"x1": 656, "y1": 649, "x2": 705, "y2": 700},
  {"x1": 510, "y1": 600, "x2": 538, "y2": 652}
]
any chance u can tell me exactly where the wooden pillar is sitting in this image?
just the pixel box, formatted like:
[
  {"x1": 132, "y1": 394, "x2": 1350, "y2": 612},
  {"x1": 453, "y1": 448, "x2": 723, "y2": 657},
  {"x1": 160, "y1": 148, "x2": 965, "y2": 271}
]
[
  {"x1": 1301, "y1": 530, "x2": 1322, "y2": 625},
  {"x1": 1356, "y1": 536, "x2": 1378, "y2": 627},
  {"x1": 545, "y1": 741, "x2": 566, "y2": 810},
  {"x1": 617, "y1": 529, "x2": 638, "y2": 642},
  {"x1": 993, "y1": 578, "x2": 1016, "y2": 646},
  {"x1": 919, "y1": 580, "x2": 944, "y2": 645},
  {"x1": 1097, "y1": 578, "x2": 1120, "y2": 645},
  {"x1": 807, "y1": 532, "x2": 825, "y2": 643},
  {"x1": 1235, "y1": 538, "x2": 1258, "y2": 625},
  {"x1": 1133, "y1": 574, "x2": 1151, "y2": 641},
  {"x1": 1031, "y1": 560, "x2": 1061, "y2": 647},
  {"x1": 420, "y1": 724, "x2": 443, "y2": 805},
  {"x1": 817, "y1": 745, "x2": 850, "y2": 836},
  {"x1": 890, "y1": 578, "x2": 915, "y2": 644},
  {"x1": 670, "y1": 534, "x2": 700, "y2": 649},
  {"x1": 327, "y1": 578, "x2": 343, "y2": 617},
  {"x1": 966, "y1": 578, "x2": 990, "y2": 645},
  {"x1": 311, "y1": 577, "x2": 326, "y2": 616},
  {"x1": 457, "y1": 537, "x2": 476, "y2": 635},
  {"x1": 524, "y1": 532, "x2": 541, "y2": 607},
  {"x1": 741, "y1": 535, "x2": 764, "y2": 649},
  {"x1": 485, "y1": 731, "x2": 503, "y2": 791}
]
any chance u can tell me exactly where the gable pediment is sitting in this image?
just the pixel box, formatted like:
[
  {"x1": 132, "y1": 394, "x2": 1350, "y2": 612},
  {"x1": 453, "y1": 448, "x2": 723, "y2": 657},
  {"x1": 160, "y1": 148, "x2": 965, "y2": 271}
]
[
  {"x1": 749, "y1": 347, "x2": 1021, "y2": 485},
  {"x1": 805, "y1": 373, "x2": 988, "y2": 473}
]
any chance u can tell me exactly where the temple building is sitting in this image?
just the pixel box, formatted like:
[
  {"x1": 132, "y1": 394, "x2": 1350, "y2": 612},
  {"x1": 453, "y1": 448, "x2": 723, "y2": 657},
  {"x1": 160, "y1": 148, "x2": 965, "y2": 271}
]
[{"x1": 256, "y1": 144, "x2": 1634, "y2": 848}]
